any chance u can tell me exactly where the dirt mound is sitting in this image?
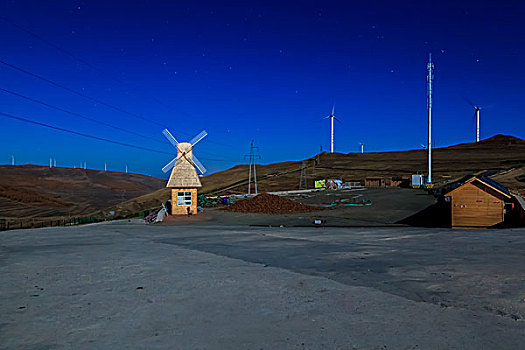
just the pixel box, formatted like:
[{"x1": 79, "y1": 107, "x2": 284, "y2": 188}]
[{"x1": 226, "y1": 193, "x2": 325, "y2": 214}]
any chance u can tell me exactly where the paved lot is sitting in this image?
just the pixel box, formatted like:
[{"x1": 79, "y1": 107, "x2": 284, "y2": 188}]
[{"x1": 1, "y1": 221, "x2": 524, "y2": 349}]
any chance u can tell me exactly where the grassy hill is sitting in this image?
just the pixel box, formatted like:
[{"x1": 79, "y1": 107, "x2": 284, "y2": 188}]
[
  {"x1": 0, "y1": 165, "x2": 165, "y2": 219},
  {"x1": 2, "y1": 134, "x2": 524, "y2": 222},
  {"x1": 200, "y1": 134, "x2": 525, "y2": 195}
]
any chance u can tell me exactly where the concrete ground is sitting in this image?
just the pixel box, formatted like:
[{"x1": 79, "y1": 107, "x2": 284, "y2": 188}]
[{"x1": 1, "y1": 221, "x2": 524, "y2": 349}]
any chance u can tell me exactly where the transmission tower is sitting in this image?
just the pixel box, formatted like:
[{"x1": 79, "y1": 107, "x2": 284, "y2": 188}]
[
  {"x1": 245, "y1": 140, "x2": 261, "y2": 195},
  {"x1": 299, "y1": 161, "x2": 308, "y2": 189}
]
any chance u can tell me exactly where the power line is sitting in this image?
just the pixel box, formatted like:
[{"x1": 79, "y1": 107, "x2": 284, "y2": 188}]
[
  {"x1": 0, "y1": 111, "x2": 172, "y2": 155},
  {"x1": 0, "y1": 87, "x2": 165, "y2": 145},
  {"x1": 0, "y1": 59, "x2": 168, "y2": 128},
  {"x1": 0, "y1": 111, "x2": 236, "y2": 163},
  {"x1": 0, "y1": 59, "x2": 240, "y2": 150},
  {"x1": 1, "y1": 17, "x2": 191, "y2": 118}
]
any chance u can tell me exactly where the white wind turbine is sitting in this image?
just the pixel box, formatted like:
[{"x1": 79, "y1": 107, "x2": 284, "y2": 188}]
[
  {"x1": 324, "y1": 105, "x2": 340, "y2": 153},
  {"x1": 464, "y1": 98, "x2": 488, "y2": 142}
]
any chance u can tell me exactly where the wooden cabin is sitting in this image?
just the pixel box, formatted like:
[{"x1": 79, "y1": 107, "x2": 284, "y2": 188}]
[
  {"x1": 365, "y1": 177, "x2": 408, "y2": 188},
  {"x1": 444, "y1": 177, "x2": 512, "y2": 228},
  {"x1": 166, "y1": 142, "x2": 202, "y2": 215},
  {"x1": 365, "y1": 177, "x2": 385, "y2": 188}
]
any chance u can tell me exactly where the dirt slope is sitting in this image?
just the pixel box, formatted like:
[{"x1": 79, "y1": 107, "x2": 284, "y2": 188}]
[
  {"x1": 201, "y1": 134, "x2": 525, "y2": 195},
  {"x1": 0, "y1": 165, "x2": 165, "y2": 218}
]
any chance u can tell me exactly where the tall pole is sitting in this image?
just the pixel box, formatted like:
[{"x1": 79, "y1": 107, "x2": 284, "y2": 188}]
[
  {"x1": 476, "y1": 108, "x2": 480, "y2": 142},
  {"x1": 247, "y1": 142, "x2": 252, "y2": 195},
  {"x1": 427, "y1": 53, "x2": 434, "y2": 184},
  {"x1": 330, "y1": 116, "x2": 334, "y2": 153}
]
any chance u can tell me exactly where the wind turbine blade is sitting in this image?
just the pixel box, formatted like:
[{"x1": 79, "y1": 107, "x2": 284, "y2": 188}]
[
  {"x1": 192, "y1": 155, "x2": 207, "y2": 174},
  {"x1": 462, "y1": 96, "x2": 475, "y2": 108},
  {"x1": 190, "y1": 130, "x2": 208, "y2": 146},
  {"x1": 161, "y1": 157, "x2": 178, "y2": 173},
  {"x1": 331, "y1": 104, "x2": 335, "y2": 116},
  {"x1": 334, "y1": 117, "x2": 341, "y2": 123},
  {"x1": 162, "y1": 129, "x2": 179, "y2": 147}
]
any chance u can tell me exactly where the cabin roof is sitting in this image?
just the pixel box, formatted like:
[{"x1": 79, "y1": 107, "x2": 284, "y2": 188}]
[{"x1": 444, "y1": 175, "x2": 511, "y2": 198}]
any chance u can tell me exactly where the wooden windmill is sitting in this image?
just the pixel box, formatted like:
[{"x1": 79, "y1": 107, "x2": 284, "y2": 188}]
[{"x1": 162, "y1": 129, "x2": 207, "y2": 215}]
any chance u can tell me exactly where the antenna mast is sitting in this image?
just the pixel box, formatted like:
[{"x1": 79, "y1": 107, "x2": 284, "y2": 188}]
[
  {"x1": 427, "y1": 53, "x2": 434, "y2": 184},
  {"x1": 245, "y1": 140, "x2": 261, "y2": 195}
]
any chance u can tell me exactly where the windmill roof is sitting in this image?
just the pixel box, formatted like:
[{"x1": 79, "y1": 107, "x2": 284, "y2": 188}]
[{"x1": 166, "y1": 155, "x2": 202, "y2": 188}]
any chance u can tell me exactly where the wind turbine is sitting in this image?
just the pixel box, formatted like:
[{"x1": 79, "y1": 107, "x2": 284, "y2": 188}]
[
  {"x1": 358, "y1": 142, "x2": 364, "y2": 153},
  {"x1": 464, "y1": 98, "x2": 487, "y2": 142},
  {"x1": 325, "y1": 105, "x2": 340, "y2": 153}
]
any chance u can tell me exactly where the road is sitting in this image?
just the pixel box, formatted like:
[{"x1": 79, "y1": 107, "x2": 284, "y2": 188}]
[{"x1": 1, "y1": 221, "x2": 524, "y2": 349}]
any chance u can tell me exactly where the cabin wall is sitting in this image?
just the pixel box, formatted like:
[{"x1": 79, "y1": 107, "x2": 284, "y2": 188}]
[
  {"x1": 171, "y1": 188, "x2": 198, "y2": 215},
  {"x1": 449, "y1": 183, "x2": 505, "y2": 227}
]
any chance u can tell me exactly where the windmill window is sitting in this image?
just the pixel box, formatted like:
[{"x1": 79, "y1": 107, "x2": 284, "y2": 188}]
[{"x1": 177, "y1": 191, "x2": 192, "y2": 206}]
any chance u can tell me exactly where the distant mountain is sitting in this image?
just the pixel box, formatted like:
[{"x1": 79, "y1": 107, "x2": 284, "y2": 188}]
[
  {"x1": 200, "y1": 134, "x2": 525, "y2": 195},
  {"x1": 0, "y1": 165, "x2": 164, "y2": 218}
]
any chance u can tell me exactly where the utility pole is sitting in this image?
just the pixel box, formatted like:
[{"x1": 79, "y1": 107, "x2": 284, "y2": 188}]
[
  {"x1": 427, "y1": 53, "x2": 434, "y2": 185},
  {"x1": 245, "y1": 140, "x2": 261, "y2": 195},
  {"x1": 299, "y1": 161, "x2": 308, "y2": 189}
]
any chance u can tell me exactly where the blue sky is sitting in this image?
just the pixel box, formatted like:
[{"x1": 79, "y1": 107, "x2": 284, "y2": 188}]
[{"x1": 1, "y1": 1, "x2": 524, "y2": 178}]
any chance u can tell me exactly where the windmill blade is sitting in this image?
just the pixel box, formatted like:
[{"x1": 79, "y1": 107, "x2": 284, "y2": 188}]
[
  {"x1": 162, "y1": 129, "x2": 179, "y2": 147},
  {"x1": 161, "y1": 156, "x2": 178, "y2": 173},
  {"x1": 462, "y1": 96, "x2": 476, "y2": 109},
  {"x1": 192, "y1": 154, "x2": 207, "y2": 174},
  {"x1": 334, "y1": 117, "x2": 341, "y2": 123},
  {"x1": 190, "y1": 130, "x2": 208, "y2": 146},
  {"x1": 331, "y1": 104, "x2": 335, "y2": 116}
]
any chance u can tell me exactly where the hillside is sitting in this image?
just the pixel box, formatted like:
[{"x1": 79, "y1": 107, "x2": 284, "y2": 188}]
[
  {"x1": 0, "y1": 165, "x2": 165, "y2": 218},
  {"x1": 200, "y1": 135, "x2": 525, "y2": 195}
]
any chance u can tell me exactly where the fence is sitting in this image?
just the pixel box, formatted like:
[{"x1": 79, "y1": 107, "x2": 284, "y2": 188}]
[{"x1": 0, "y1": 216, "x2": 102, "y2": 231}]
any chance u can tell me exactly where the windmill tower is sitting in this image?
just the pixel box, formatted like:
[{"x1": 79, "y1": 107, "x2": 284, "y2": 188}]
[
  {"x1": 325, "y1": 105, "x2": 340, "y2": 153},
  {"x1": 162, "y1": 129, "x2": 207, "y2": 215},
  {"x1": 466, "y1": 103, "x2": 482, "y2": 142}
]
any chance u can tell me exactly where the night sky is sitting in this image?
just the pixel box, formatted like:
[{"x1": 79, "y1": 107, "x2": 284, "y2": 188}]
[{"x1": 1, "y1": 1, "x2": 524, "y2": 178}]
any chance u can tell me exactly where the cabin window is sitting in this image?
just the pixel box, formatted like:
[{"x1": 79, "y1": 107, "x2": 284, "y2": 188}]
[{"x1": 177, "y1": 191, "x2": 192, "y2": 206}]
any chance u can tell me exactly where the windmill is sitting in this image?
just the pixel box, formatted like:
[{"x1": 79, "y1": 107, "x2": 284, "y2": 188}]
[
  {"x1": 465, "y1": 101, "x2": 483, "y2": 142},
  {"x1": 325, "y1": 105, "x2": 340, "y2": 153},
  {"x1": 358, "y1": 142, "x2": 364, "y2": 153},
  {"x1": 162, "y1": 128, "x2": 207, "y2": 215},
  {"x1": 463, "y1": 97, "x2": 492, "y2": 142}
]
